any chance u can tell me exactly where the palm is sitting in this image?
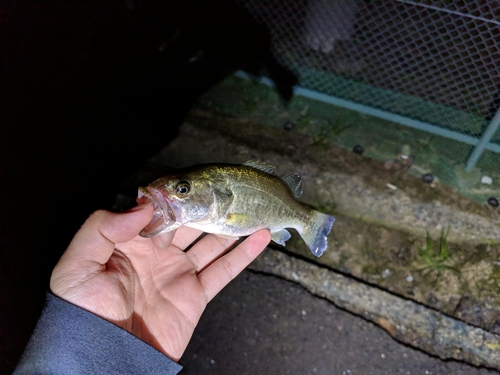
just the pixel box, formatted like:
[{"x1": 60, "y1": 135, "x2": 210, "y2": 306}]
[{"x1": 50, "y1": 207, "x2": 270, "y2": 362}]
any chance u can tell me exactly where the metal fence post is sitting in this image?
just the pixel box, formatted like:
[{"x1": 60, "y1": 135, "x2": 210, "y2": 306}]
[{"x1": 465, "y1": 107, "x2": 500, "y2": 172}]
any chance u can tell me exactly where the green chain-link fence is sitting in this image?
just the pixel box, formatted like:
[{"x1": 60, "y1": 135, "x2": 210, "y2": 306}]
[{"x1": 237, "y1": 0, "x2": 500, "y2": 204}]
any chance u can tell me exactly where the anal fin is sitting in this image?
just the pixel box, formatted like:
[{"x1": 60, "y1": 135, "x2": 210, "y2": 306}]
[{"x1": 271, "y1": 229, "x2": 291, "y2": 246}]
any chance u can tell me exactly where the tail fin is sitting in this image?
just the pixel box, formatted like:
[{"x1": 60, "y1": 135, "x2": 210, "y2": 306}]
[{"x1": 300, "y1": 211, "x2": 335, "y2": 257}]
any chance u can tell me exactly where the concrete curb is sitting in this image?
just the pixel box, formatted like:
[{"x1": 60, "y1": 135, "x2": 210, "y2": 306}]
[{"x1": 249, "y1": 248, "x2": 500, "y2": 370}]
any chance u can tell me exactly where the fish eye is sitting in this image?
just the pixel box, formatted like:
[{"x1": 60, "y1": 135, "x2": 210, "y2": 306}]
[{"x1": 175, "y1": 181, "x2": 191, "y2": 196}]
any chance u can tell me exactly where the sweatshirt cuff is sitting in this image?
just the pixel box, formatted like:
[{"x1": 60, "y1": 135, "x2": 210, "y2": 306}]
[{"x1": 15, "y1": 292, "x2": 182, "y2": 375}]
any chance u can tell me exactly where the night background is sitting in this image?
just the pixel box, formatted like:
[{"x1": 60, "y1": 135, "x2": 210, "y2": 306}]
[{"x1": 0, "y1": 0, "x2": 295, "y2": 371}]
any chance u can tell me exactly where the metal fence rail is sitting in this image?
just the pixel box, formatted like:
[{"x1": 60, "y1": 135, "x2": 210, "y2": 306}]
[{"x1": 238, "y1": 0, "x2": 500, "y2": 191}]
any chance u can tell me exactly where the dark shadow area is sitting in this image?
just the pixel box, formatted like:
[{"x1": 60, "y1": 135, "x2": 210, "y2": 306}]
[{"x1": 0, "y1": 0, "x2": 295, "y2": 371}]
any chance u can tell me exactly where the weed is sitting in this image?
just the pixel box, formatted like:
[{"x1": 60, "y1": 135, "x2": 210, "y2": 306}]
[
  {"x1": 333, "y1": 253, "x2": 349, "y2": 271},
  {"x1": 311, "y1": 118, "x2": 352, "y2": 147},
  {"x1": 241, "y1": 97, "x2": 258, "y2": 112},
  {"x1": 298, "y1": 117, "x2": 311, "y2": 125},
  {"x1": 416, "y1": 227, "x2": 458, "y2": 282},
  {"x1": 312, "y1": 131, "x2": 328, "y2": 146},
  {"x1": 329, "y1": 118, "x2": 352, "y2": 136}
]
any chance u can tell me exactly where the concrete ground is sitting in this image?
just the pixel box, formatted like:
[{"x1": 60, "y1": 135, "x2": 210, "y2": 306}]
[{"x1": 181, "y1": 270, "x2": 496, "y2": 375}]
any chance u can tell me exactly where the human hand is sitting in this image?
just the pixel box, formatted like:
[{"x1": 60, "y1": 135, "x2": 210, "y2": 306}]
[{"x1": 50, "y1": 204, "x2": 271, "y2": 362}]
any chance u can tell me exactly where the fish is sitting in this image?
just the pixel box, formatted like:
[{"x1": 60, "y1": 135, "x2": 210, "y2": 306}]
[{"x1": 136, "y1": 160, "x2": 335, "y2": 257}]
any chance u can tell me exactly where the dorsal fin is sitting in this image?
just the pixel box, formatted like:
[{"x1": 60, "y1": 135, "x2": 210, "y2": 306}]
[
  {"x1": 282, "y1": 174, "x2": 303, "y2": 198},
  {"x1": 243, "y1": 160, "x2": 277, "y2": 176}
]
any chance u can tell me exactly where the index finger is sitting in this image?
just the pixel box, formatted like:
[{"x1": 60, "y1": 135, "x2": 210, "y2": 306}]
[{"x1": 197, "y1": 229, "x2": 271, "y2": 303}]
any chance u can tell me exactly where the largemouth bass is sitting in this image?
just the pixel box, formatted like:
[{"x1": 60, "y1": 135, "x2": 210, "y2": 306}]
[{"x1": 137, "y1": 161, "x2": 335, "y2": 257}]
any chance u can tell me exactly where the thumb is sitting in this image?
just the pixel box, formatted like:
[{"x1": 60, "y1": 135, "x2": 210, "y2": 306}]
[{"x1": 56, "y1": 204, "x2": 155, "y2": 270}]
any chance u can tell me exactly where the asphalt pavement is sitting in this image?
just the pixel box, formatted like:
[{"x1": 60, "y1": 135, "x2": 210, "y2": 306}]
[{"x1": 180, "y1": 270, "x2": 497, "y2": 375}]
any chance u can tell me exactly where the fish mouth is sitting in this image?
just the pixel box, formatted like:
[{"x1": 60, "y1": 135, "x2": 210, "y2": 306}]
[{"x1": 137, "y1": 187, "x2": 182, "y2": 237}]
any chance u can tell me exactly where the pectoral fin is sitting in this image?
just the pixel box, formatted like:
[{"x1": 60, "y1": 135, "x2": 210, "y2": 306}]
[
  {"x1": 271, "y1": 229, "x2": 291, "y2": 246},
  {"x1": 211, "y1": 179, "x2": 234, "y2": 214}
]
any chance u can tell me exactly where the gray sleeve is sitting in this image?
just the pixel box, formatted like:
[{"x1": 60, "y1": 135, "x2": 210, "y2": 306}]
[{"x1": 14, "y1": 293, "x2": 183, "y2": 375}]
